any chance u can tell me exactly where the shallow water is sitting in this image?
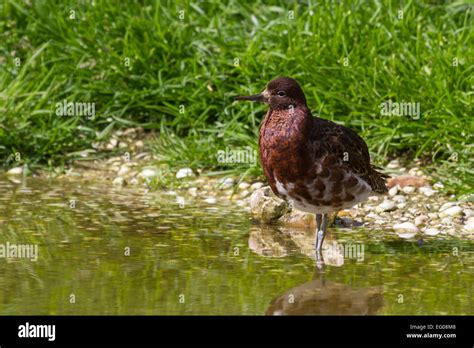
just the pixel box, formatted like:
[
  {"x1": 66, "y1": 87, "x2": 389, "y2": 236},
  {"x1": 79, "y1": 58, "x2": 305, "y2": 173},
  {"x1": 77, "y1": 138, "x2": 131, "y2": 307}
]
[{"x1": 0, "y1": 176, "x2": 472, "y2": 315}]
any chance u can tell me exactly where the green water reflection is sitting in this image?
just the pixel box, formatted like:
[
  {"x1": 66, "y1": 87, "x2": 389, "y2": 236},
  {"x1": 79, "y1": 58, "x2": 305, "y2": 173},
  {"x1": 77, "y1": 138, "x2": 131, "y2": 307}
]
[{"x1": 0, "y1": 176, "x2": 472, "y2": 315}]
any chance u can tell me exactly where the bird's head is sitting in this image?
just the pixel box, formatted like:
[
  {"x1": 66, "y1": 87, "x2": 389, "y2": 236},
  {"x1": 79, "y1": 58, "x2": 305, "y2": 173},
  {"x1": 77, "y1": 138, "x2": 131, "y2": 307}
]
[{"x1": 235, "y1": 77, "x2": 307, "y2": 110}]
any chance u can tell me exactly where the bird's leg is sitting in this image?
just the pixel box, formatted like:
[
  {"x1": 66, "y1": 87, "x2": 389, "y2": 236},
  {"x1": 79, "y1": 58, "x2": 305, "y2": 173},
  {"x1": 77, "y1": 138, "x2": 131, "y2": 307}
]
[{"x1": 315, "y1": 214, "x2": 328, "y2": 268}]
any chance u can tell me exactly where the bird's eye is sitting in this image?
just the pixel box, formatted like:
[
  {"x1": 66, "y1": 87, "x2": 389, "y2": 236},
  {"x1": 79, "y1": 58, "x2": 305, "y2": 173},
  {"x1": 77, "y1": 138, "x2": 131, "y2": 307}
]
[{"x1": 277, "y1": 91, "x2": 286, "y2": 97}]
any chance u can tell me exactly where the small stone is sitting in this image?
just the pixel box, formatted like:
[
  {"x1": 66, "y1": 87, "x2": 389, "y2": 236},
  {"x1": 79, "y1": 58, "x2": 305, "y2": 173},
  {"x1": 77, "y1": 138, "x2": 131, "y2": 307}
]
[
  {"x1": 393, "y1": 222, "x2": 419, "y2": 233},
  {"x1": 112, "y1": 176, "x2": 125, "y2": 186},
  {"x1": 463, "y1": 217, "x2": 474, "y2": 232},
  {"x1": 402, "y1": 186, "x2": 416, "y2": 194},
  {"x1": 118, "y1": 141, "x2": 128, "y2": 149},
  {"x1": 249, "y1": 187, "x2": 290, "y2": 223},
  {"x1": 397, "y1": 232, "x2": 417, "y2": 239},
  {"x1": 7, "y1": 167, "x2": 23, "y2": 175},
  {"x1": 238, "y1": 182, "x2": 250, "y2": 190},
  {"x1": 392, "y1": 195, "x2": 406, "y2": 203},
  {"x1": 176, "y1": 168, "x2": 194, "y2": 179},
  {"x1": 139, "y1": 168, "x2": 157, "y2": 179},
  {"x1": 439, "y1": 202, "x2": 456, "y2": 212},
  {"x1": 204, "y1": 197, "x2": 217, "y2": 204},
  {"x1": 463, "y1": 209, "x2": 474, "y2": 218},
  {"x1": 219, "y1": 177, "x2": 235, "y2": 189},
  {"x1": 376, "y1": 200, "x2": 397, "y2": 213},
  {"x1": 419, "y1": 186, "x2": 436, "y2": 197},
  {"x1": 106, "y1": 138, "x2": 118, "y2": 150},
  {"x1": 423, "y1": 227, "x2": 440, "y2": 236},
  {"x1": 433, "y1": 182, "x2": 444, "y2": 189},
  {"x1": 386, "y1": 159, "x2": 400, "y2": 169},
  {"x1": 240, "y1": 190, "x2": 250, "y2": 198},
  {"x1": 388, "y1": 185, "x2": 399, "y2": 197},
  {"x1": 439, "y1": 206, "x2": 463, "y2": 217},
  {"x1": 188, "y1": 187, "x2": 198, "y2": 197},
  {"x1": 414, "y1": 215, "x2": 428, "y2": 226},
  {"x1": 135, "y1": 140, "x2": 144, "y2": 149},
  {"x1": 117, "y1": 165, "x2": 131, "y2": 176},
  {"x1": 427, "y1": 213, "x2": 438, "y2": 219},
  {"x1": 251, "y1": 182, "x2": 265, "y2": 190},
  {"x1": 129, "y1": 178, "x2": 139, "y2": 185}
]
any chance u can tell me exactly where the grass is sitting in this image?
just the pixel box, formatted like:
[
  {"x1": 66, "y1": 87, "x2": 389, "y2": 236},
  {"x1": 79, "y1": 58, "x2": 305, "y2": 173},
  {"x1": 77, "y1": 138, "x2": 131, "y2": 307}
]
[{"x1": 0, "y1": 0, "x2": 472, "y2": 194}]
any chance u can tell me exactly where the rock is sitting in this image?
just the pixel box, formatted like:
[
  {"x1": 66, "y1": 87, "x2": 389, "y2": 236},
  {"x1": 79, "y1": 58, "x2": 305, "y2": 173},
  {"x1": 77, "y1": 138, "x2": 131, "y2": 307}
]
[
  {"x1": 106, "y1": 138, "x2": 118, "y2": 150},
  {"x1": 240, "y1": 190, "x2": 251, "y2": 198},
  {"x1": 463, "y1": 209, "x2": 474, "y2": 218},
  {"x1": 414, "y1": 215, "x2": 428, "y2": 226},
  {"x1": 118, "y1": 141, "x2": 128, "y2": 149},
  {"x1": 386, "y1": 159, "x2": 400, "y2": 169},
  {"x1": 139, "y1": 168, "x2": 157, "y2": 179},
  {"x1": 388, "y1": 185, "x2": 399, "y2": 197},
  {"x1": 203, "y1": 197, "x2": 217, "y2": 204},
  {"x1": 135, "y1": 140, "x2": 144, "y2": 149},
  {"x1": 129, "y1": 178, "x2": 139, "y2": 185},
  {"x1": 176, "y1": 168, "x2": 194, "y2": 179},
  {"x1": 250, "y1": 187, "x2": 290, "y2": 223},
  {"x1": 376, "y1": 200, "x2": 397, "y2": 213},
  {"x1": 219, "y1": 178, "x2": 234, "y2": 189},
  {"x1": 433, "y1": 182, "x2": 444, "y2": 189},
  {"x1": 393, "y1": 222, "x2": 419, "y2": 233},
  {"x1": 463, "y1": 217, "x2": 474, "y2": 232},
  {"x1": 423, "y1": 227, "x2": 440, "y2": 236},
  {"x1": 188, "y1": 187, "x2": 198, "y2": 197},
  {"x1": 7, "y1": 167, "x2": 23, "y2": 175},
  {"x1": 112, "y1": 176, "x2": 125, "y2": 186},
  {"x1": 439, "y1": 202, "x2": 456, "y2": 212},
  {"x1": 402, "y1": 186, "x2": 416, "y2": 194},
  {"x1": 387, "y1": 175, "x2": 427, "y2": 188},
  {"x1": 238, "y1": 182, "x2": 250, "y2": 190},
  {"x1": 392, "y1": 195, "x2": 406, "y2": 203},
  {"x1": 419, "y1": 186, "x2": 436, "y2": 197},
  {"x1": 439, "y1": 206, "x2": 463, "y2": 217},
  {"x1": 117, "y1": 165, "x2": 131, "y2": 176},
  {"x1": 251, "y1": 182, "x2": 265, "y2": 190},
  {"x1": 397, "y1": 232, "x2": 417, "y2": 239},
  {"x1": 278, "y1": 210, "x2": 315, "y2": 228}
]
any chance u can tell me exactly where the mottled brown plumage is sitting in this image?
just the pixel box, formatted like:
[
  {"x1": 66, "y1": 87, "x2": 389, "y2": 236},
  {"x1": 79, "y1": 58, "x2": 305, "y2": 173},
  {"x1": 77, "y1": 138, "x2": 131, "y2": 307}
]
[{"x1": 236, "y1": 76, "x2": 388, "y2": 258}]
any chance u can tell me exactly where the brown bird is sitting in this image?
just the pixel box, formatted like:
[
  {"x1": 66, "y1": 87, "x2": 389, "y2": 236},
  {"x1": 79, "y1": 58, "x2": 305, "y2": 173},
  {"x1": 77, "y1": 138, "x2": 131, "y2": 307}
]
[{"x1": 236, "y1": 77, "x2": 388, "y2": 263}]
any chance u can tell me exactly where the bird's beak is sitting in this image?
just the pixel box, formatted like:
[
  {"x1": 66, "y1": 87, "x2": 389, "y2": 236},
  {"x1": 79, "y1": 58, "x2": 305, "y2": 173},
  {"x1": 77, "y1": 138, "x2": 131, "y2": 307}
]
[{"x1": 235, "y1": 89, "x2": 269, "y2": 103}]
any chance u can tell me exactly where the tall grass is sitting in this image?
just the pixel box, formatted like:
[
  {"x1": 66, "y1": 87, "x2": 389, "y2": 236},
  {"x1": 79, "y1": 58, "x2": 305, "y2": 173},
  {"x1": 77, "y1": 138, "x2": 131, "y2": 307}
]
[{"x1": 0, "y1": 1, "x2": 472, "y2": 193}]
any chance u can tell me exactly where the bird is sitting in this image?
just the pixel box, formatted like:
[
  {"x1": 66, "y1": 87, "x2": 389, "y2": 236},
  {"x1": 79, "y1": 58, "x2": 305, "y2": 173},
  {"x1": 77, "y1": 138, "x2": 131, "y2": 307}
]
[{"x1": 235, "y1": 77, "x2": 388, "y2": 264}]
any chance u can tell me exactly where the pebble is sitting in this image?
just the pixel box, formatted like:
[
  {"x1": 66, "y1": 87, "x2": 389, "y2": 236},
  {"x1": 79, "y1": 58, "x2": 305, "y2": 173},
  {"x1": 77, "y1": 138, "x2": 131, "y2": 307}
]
[
  {"x1": 376, "y1": 200, "x2": 397, "y2": 213},
  {"x1": 388, "y1": 185, "x2": 399, "y2": 197},
  {"x1": 392, "y1": 195, "x2": 406, "y2": 203},
  {"x1": 7, "y1": 167, "x2": 23, "y2": 175},
  {"x1": 463, "y1": 217, "x2": 474, "y2": 232},
  {"x1": 402, "y1": 186, "x2": 416, "y2": 194},
  {"x1": 414, "y1": 215, "x2": 428, "y2": 226},
  {"x1": 112, "y1": 176, "x2": 125, "y2": 186},
  {"x1": 219, "y1": 178, "x2": 235, "y2": 189},
  {"x1": 176, "y1": 168, "x2": 194, "y2": 179},
  {"x1": 240, "y1": 190, "x2": 250, "y2": 198},
  {"x1": 188, "y1": 187, "x2": 198, "y2": 197},
  {"x1": 387, "y1": 159, "x2": 400, "y2": 169},
  {"x1": 238, "y1": 182, "x2": 250, "y2": 190},
  {"x1": 251, "y1": 182, "x2": 265, "y2": 190},
  {"x1": 439, "y1": 202, "x2": 456, "y2": 211},
  {"x1": 423, "y1": 227, "x2": 440, "y2": 236},
  {"x1": 439, "y1": 206, "x2": 463, "y2": 217},
  {"x1": 203, "y1": 197, "x2": 217, "y2": 204},
  {"x1": 397, "y1": 232, "x2": 417, "y2": 239},
  {"x1": 393, "y1": 222, "x2": 419, "y2": 233},
  {"x1": 419, "y1": 186, "x2": 436, "y2": 197},
  {"x1": 135, "y1": 140, "x2": 144, "y2": 149},
  {"x1": 117, "y1": 165, "x2": 131, "y2": 176},
  {"x1": 139, "y1": 168, "x2": 157, "y2": 179}
]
